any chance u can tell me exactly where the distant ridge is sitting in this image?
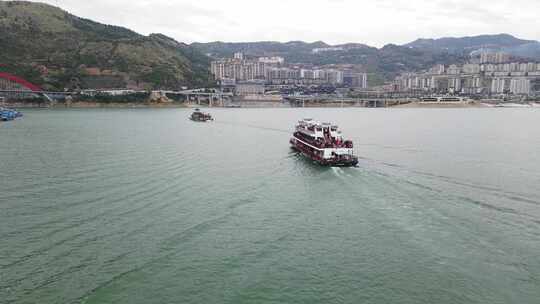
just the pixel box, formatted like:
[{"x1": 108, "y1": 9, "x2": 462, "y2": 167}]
[
  {"x1": 194, "y1": 34, "x2": 540, "y2": 57},
  {"x1": 193, "y1": 34, "x2": 540, "y2": 84},
  {"x1": 404, "y1": 34, "x2": 537, "y2": 54}
]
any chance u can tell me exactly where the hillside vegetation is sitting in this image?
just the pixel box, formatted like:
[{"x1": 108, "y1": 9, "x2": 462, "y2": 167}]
[
  {"x1": 3, "y1": 1, "x2": 538, "y2": 90},
  {"x1": 0, "y1": 1, "x2": 212, "y2": 90}
]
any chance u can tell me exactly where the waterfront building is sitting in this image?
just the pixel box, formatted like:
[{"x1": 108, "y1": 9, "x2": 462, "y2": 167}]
[
  {"x1": 491, "y1": 78, "x2": 509, "y2": 94},
  {"x1": 510, "y1": 78, "x2": 531, "y2": 95},
  {"x1": 326, "y1": 70, "x2": 344, "y2": 85},
  {"x1": 343, "y1": 72, "x2": 368, "y2": 89},
  {"x1": 212, "y1": 55, "x2": 367, "y2": 88},
  {"x1": 532, "y1": 78, "x2": 540, "y2": 93},
  {"x1": 395, "y1": 61, "x2": 540, "y2": 96},
  {"x1": 211, "y1": 59, "x2": 266, "y2": 82},
  {"x1": 265, "y1": 67, "x2": 300, "y2": 84},
  {"x1": 300, "y1": 69, "x2": 315, "y2": 79},
  {"x1": 313, "y1": 69, "x2": 327, "y2": 80},
  {"x1": 235, "y1": 81, "x2": 266, "y2": 95}
]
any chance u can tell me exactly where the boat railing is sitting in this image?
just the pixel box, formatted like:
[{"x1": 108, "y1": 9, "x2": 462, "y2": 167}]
[{"x1": 295, "y1": 132, "x2": 353, "y2": 149}]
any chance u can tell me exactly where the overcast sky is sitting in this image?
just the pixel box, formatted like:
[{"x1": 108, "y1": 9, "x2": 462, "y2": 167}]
[{"x1": 35, "y1": 0, "x2": 540, "y2": 47}]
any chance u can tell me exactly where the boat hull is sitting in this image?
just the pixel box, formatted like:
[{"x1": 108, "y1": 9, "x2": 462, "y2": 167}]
[
  {"x1": 0, "y1": 108, "x2": 22, "y2": 121},
  {"x1": 190, "y1": 117, "x2": 213, "y2": 122},
  {"x1": 290, "y1": 139, "x2": 358, "y2": 167}
]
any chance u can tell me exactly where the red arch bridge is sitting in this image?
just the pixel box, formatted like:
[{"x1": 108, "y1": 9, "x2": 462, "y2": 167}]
[{"x1": 0, "y1": 72, "x2": 66, "y2": 102}]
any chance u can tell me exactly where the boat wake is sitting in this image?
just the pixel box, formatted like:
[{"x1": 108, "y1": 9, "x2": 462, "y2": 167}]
[{"x1": 214, "y1": 120, "x2": 289, "y2": 134}]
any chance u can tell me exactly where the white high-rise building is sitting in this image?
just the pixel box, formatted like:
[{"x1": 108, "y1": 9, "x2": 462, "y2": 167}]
[
  {"x1": 211, "y1": 59, "x2": 266, "y2": 82},
  {"x1": 258, "y1": 57, "x2": 285, "y2": 65},
  {"x1": 344, "y1": 72, "x2": 368, "y2": 88},
  {"x1": 510, "y1": 78, "x2": 531, "y2": 94},
  {"x1": 462, "y1": 64, "x2": 481, "y2": 74},
  {"x1": 447, "y1": 65, "x2": 460, "y2": 75},
  {"x1": 313, "y1": 69, "x2": 327, "y2": 80},
  {"x1": 326, "y1": 70, "x2": 344, "y2": 85},
  {"x1": 234, "y1": 52, "x2": 244, "y2": 60},
  {"x1": 477, "y1": 52, "x2": 511, "y2": 64},
  {"x1": 300, "y1": 69, "x2": 315, "y2": 79},
  {"x1": 430, "y1": 64, "x2": 445, "y2": 75},
  {"x1": 491, "y1": 78, "x2": 509, "y2": 94}
]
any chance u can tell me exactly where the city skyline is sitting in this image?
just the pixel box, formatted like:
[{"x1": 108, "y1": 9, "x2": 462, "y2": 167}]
[{"x1": 29, "y1": 0, "x2": 540, "y2": 47}]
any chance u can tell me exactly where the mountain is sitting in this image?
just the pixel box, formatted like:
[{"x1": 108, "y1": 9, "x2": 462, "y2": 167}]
[
  {"x1": 3, "y1": 2, "x2": 537, "y2": 90},
  {"x1": 404, "y1": 34, "x2": 537, "y2": 55},
  {"x1": 0, "y1": 1, "x2": 212, "y2": 90},
  {"x1": 191, "y1": 41, "x2": 332, "y2": 61},
  {"x1": 193, "y1": 41, "x2": 465, "y2": 84},
  {"x1": 502, "y1": 42, "x2": 540, "y2": 59},
  {"x1": 194, "y1": 34, "x2": 540, "y2": 85}
]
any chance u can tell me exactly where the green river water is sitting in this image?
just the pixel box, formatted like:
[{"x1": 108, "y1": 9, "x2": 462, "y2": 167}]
[{"x1": 1, "y1": 108, "x2": 539, "y2": 303}]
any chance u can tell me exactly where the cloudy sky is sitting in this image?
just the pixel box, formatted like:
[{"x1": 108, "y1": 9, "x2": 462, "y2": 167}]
[{"x1": 36, "y1": 0, "x2": 540, "y2": 47}]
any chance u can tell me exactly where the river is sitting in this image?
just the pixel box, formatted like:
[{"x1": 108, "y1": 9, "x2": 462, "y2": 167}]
[{"x1": 1, "y1": 108, "x2": 539, "y2": 303}]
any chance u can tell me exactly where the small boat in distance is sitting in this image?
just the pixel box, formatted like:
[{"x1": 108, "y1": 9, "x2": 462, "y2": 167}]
[
  {"x1": 0, "y1": 107, "x2": 23, "y2": 121},
  {"x1": 290, "y1": 118, "x2": 359, "y2": 167},
  {"x1": 190, "y1": 108, "x2": 214, "y2": 122}
]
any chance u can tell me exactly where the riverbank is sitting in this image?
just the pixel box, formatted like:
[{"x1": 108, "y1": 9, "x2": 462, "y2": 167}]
[
  {"x1": 2, "y1": 101, "x2": 189, "y2": 109},
  {"x1": 4, "y1": 100, "x2": 539, "y2": 109},
  {"x1": 392, "y1": 101, "x2": 489, "y2": 108}
]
